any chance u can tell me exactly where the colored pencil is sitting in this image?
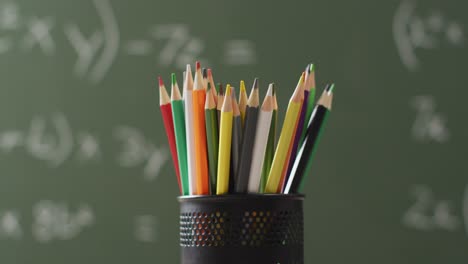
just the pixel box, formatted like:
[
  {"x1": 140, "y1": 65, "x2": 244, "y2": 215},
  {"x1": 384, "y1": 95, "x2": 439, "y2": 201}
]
[
  {"x1": 284, "y1": 84, "x2": 334, "y2": 194},
  {"x1": 264, "y1": 74, "x2": 304, "y2": 193},
  {"x1": 202, "y1": 68, "x2": 208, "y2": 89},
  {"x1": 301, "y1": 63, "x2": 316, "y2": 144},
  {"x1": 235, "y1": 78, "x2": 259, "y2": 193},
  {"x1": 277, "y1": 73, "x2": 305, "y2": 192},
  {"x1": 183, "y1": 64, "x2": 197, "y2": 195},
  {"x1": 170, "y1": 73, "x2": 189, "y2": 195},
  {"x1": 260, "y1": 87, "x2": 277, "y2": 193},
  {"x1": 247, "y1": 84, "x2": 274, "y2": 193},
  {"x1": 205, "y1": 83, "x2": 219, "y2": 193},
  {"x1": 216, "y1": 86, "x2": 233, "y2": 195},
  {"x1": 238, "y1": 80, "x2": 248, "y2": 128},
  {"x1": 192, "y1": 61, "x2": 210, "y2": 195},
  {"x1": 217, "y1": 83, "x2": 224, "y2": 126},
  {"x1": 158, "y1": 77, "x2": 182, "y2": 194},
  {"x1": 230, "y1": 87, "x2": 242, "y2": 192},
  {"x1": 283, "y1": 71, "x2": 310, "y2": 191},
  {"x1": 208, "y1": 69, "x2": 218, "y2": 100}
]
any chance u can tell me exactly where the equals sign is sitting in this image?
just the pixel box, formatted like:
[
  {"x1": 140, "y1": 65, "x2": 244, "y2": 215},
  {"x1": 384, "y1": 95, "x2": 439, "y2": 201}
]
[
  {"x1": 124, "y1": 40, "x2": 153, "y2": 56},
  {"x1": 224, "y1": 40, "x2": 257, "y2": 65}
]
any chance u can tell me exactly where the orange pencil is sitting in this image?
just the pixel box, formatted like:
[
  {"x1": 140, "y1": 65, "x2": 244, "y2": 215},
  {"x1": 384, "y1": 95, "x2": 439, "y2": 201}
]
[
  {"x1": 277, "y1": 72, "x2": 305, "y2": 192},
  {"x1": 192, "y1": 61, "x2": 210, "y2": 195}
]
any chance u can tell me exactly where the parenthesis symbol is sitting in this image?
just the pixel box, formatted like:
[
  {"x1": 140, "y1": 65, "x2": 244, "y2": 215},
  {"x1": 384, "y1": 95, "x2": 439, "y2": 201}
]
[{"x1": 90, "y1": 0, "x2": 120, "y2": 83}]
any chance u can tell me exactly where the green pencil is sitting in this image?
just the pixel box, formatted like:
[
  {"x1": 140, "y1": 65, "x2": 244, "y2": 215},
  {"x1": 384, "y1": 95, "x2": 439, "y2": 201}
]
[
  {"x1": 170, "y1": 73, "x2": 189, "y2": 195},
  {"x1": 205, "y1": 83, "x2": 219, "y2": 193},
  {"x1": 260, "y1": 85, "x2": 277, "y2": 193},
  {"x1": 301, "y1": 63, "x2": 316, "y2": 145}
]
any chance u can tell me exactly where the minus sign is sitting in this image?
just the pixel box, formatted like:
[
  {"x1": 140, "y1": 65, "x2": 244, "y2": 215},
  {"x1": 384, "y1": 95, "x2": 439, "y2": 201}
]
[{"x1": 124, "y1": 40, "x2": 153, "y2": 56}]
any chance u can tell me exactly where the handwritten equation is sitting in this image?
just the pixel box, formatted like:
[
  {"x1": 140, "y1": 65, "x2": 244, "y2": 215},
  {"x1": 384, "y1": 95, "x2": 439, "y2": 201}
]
[
  {"x1": 0, "y1": 112, "x2": 169, "y2": 181},
  {"x1": 410, "y1": 95, "x2": 449, "y2": 143},
  {"x1": 0, "y1": 0, "x2": 257, "y2": 83},
  {"x1": 402, "y1": 184, "x2": 468, "y2": 239},
  {"x1": 393, "y1": 0, "x2": 465, "y2": 71},
  {"x1": 0, "y1": 202, "x2": 158, "y2": 243}
]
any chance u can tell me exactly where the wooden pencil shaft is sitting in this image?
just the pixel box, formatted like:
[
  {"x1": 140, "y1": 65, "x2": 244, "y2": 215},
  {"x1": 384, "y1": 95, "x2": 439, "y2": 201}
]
[
  {"x1": 235, "y1": 106, "x2": 259, "y2": 193},
  {"x1": 284, "y1": 105, "x2": 328, "y2": 194},
  {"x1": 264, "y1": 101, "x2": 301, "y2": 193},
  {"x1": 216, "y1": 113, "x2": 233, "y2": 195},
  {"x1": 184, "y1": 91, "x2": 197, "y2": 195},
  {"x1": 205, "y1": 108, "x2": 219, "y2": 193},
  {"x1": 230, "y1": 115, "x2": 242, "y2": 192},
  {"x1": 192, "y1": 89, "x2": 210, "y2": 195},
  {"x1": 171, "y1": 100, "x2": 189, "y2": 195},
  {"x1": 160, "y1": 103, "x2": 182, "y2": 194},
  {"x1": 260, "y1": 110, "x2": 276, "y2": 193},
  {"x1": 247, "y1": 108, "x2": 273, "y2": 193},
  {"x1": 283, "y1": 90, "x2": 310, "y2": 191}
]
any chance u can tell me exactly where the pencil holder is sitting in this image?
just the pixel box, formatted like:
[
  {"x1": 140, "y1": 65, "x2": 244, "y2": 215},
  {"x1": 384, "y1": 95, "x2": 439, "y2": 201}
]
[{"x1": 178, "y1": 194, "x2": 304, "y2": 264}]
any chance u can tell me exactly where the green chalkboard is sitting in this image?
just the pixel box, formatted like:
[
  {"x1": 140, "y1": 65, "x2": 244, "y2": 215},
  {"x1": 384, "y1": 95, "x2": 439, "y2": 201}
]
[{"x1": 0, "y1": 0, "x2": 467, "y2": 263}]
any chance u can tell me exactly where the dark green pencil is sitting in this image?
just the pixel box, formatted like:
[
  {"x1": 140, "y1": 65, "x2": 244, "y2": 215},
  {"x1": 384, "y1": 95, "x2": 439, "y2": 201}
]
[
  {"x1": 283, "y1": 84, "x2": 334, "y2": 194},
  {"x1": 205, "y1": 83, "x2": 219, "y2": 193}
]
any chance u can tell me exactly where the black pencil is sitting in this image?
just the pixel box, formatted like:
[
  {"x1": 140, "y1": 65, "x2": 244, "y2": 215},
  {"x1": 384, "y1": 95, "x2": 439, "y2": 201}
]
[
  {"x1": 235, "y1": 78, "x2": 260, "y2": 193},
  {"x1": 283, "y1": 84, "x2": 334, "y2": 194},
  {"x1": 230, "y1": 87, "x2": 242, "y2": 192}
]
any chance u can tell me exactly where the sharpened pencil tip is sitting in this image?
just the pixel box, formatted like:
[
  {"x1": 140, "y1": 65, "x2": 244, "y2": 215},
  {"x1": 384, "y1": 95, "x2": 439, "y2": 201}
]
[
  {"x1": 158, "y1": 76, "x2": 164, "y2": 87},
  {"x1": 186, "y1": 64, "x2": 191, "y2": 72},
  {"x1": 326, "y1": 83, "x2": 335, "y2": 94},
  {"x1": 272, "y1": 83, "x2": 276, "y2": 95},
  {"x1": 225, "y1": 84, "x2": 231, "y2": 97},
  {"x1": 202, "y1": 68, "x2": 207, "y2": 78},
  {"x1": 231, "y1": 86, "x2": 236, "y2": 98},
  {"x1": 253, "y1": 78, "x2": 259, "y2": 89},
  {"x1": 267, "y1": 83, "x2": 274, "y2": 96},
  {"x1": 218, "y1": 83, "x2": 224, "y2": 95},
  {"x1": 309, "y1": 63, "x2": 315, "y2": 72},
  {"x1": 207, "y1": 68, "x2": 212, "y2": 78},
  {"x1": 171, "y1": 73, "x2": 176, "y2": 85},
  {"x1": 196, "y1": 61, "x2": 201, "y2": 70}
]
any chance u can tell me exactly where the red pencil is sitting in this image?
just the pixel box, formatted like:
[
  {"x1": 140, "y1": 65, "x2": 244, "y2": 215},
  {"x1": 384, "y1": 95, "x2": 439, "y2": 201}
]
[{"x1": 159, "y1": 76, "x2": 182, "y2": 194}]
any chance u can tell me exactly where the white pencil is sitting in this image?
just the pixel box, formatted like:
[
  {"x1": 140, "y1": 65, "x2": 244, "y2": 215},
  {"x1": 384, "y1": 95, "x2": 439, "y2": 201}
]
[
  {"x1": 183, "y1": 64, "x2": 197, "y2": 195},
  {"x1": 247, "y1": 84, "x2": 274, "y2": 193}
]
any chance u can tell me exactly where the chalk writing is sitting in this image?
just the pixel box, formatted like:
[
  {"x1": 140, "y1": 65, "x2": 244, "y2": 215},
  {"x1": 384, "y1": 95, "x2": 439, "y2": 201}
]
[
  {"x1": 0, "y1": 1, "x2": 257, "y2": 83},
  {"x1": 0, "y1": 112, "x2": 168, "y2": 180},
  {"x1": 403, "y1": 184, "x2": 461, "y2": 232},
  {"x1": 32, "y1": 200, "x2": 94, "y2": 242},
  {"x1": 394, "y1": 0, "x2": 465, "y2": 71},
  {"x1": 411, "y1": 96, "x2": 449, "y2": 143},
  {"x1": 134, "y1": 215, "x2": 157, "y2": 243},
  {"x1": 0, "y1": 210, "x2": 22, "y2": 240}
]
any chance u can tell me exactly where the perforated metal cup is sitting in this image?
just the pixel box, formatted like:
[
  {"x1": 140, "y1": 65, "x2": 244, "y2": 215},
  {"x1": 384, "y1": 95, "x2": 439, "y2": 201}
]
[{"x1": 178, "y1": 194, "x2": 304, "y2": 264}]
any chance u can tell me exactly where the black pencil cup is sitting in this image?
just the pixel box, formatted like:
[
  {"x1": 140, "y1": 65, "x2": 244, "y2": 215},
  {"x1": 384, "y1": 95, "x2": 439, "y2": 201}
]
[{"x1": 178, "y1": 194, "x2": 304, "y2": 264}]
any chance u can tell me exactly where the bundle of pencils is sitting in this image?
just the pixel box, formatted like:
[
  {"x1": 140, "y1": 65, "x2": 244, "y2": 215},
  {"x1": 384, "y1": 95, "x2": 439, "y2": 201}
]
[{"x1": 157, "y1": 61, "x2": 335, "y2": 196}]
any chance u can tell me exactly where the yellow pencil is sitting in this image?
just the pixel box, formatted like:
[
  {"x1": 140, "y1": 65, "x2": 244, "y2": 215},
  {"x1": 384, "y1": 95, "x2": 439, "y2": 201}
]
[
  {"x1": 264, "y1": 74, "x2": 304, "y2": 193},
  {"x1": 216, "y1": 85, "x2": 233, "y2": 195},
  {"x1": 238, "y1": 80, "x2": 248, "y2": 127}
]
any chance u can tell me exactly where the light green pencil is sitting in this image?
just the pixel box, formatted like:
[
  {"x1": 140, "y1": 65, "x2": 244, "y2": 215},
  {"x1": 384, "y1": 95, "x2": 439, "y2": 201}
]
[{"x1": 171, "y1": 73, "x2": 189, "y2": 195}]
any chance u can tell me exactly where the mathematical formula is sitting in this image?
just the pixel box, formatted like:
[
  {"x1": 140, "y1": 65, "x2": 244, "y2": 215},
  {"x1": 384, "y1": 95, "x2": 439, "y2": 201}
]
[
  {"x1": 0, "y1": 0, "x2": 257, "y2": 84},
  {"x1": 394, "y1": 0, "x2": 465, "y2": 71},
  {"x1": 0, "y1": 201, "x2": 157, "y2": 243},
  {"x1": 0, "y1": 112, "x2": 169, "y2": 181},
  {"x1": 402, "y1": 184, "x2": 468, "y2": 239}
]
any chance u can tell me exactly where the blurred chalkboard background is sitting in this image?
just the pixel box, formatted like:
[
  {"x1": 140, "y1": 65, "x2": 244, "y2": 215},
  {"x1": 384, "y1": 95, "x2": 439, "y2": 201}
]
[{"x1": 0, "y1": 0, "x2": 467, "y2": 263}]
